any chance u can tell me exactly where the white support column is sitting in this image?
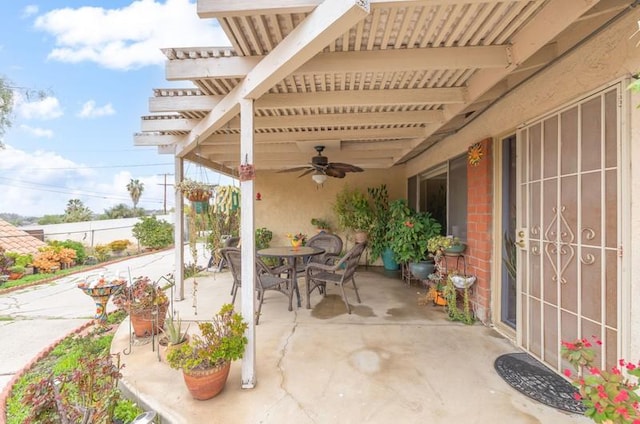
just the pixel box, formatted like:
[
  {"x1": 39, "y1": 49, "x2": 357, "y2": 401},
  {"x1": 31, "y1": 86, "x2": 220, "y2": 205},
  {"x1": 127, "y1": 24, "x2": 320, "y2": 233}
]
[
  {"x1": 239, "y1": 98, "x2": 256, "y2": 388},
  {"x1": 174, "y1": 157, "x2": 185, "y2": 301}
]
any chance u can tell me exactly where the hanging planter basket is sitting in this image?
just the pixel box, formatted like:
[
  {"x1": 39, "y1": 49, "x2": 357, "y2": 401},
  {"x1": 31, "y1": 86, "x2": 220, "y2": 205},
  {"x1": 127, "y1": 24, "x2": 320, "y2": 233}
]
[
  {"x1": 192, "y1": 200, "x2": 209, "y2": 214},
  {"x1": 186, "y1": 190, "x2": 212, "y2": 202}
]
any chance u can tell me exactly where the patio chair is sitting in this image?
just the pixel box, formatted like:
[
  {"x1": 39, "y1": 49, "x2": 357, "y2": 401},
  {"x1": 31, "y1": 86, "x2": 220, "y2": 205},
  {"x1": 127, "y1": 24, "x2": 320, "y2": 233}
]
[
  {"x1": 220, "y1": 247, "x2": 242, "y2": 304},
  {"x1": 220, "y1": 247, "x2": 296, "y2": 324},
  {"x1": 305, "y1": 241, "x2": 367, "y2": 314},
  {"x1": 209, "y1": 236, "x2": 241, "y2": 271},
  {"x1": 295, "y1": 232, "x2": 343, "y2": 274}
]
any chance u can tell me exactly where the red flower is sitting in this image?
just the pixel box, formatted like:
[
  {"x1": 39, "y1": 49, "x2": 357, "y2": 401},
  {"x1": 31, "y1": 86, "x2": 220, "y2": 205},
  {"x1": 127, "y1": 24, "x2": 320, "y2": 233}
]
[
  {"x1": 404, "y1": 220, "x2": 414, "y2": 228},
  {"x1": 563, "y1": 368, "x2": 572, "y2": 377}
]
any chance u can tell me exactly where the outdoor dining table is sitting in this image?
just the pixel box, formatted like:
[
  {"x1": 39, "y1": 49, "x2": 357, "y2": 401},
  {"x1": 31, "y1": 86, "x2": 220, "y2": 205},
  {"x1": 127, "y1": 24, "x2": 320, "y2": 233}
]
[{"x1": 257, "y1": 246, "x2": 325, "y2": 308}]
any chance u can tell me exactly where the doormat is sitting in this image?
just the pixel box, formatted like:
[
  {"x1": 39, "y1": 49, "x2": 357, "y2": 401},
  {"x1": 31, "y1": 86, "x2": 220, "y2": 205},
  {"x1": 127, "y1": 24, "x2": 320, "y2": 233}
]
[{"x1": 494, "y1": 352, "x2": 586, "y2": 415}]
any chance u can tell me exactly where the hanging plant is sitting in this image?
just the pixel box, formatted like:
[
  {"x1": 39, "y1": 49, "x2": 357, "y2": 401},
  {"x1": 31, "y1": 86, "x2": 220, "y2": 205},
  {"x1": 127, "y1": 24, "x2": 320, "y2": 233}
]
[{"x1": 175, "y1": 179, "x2": 213, "y2": 202}]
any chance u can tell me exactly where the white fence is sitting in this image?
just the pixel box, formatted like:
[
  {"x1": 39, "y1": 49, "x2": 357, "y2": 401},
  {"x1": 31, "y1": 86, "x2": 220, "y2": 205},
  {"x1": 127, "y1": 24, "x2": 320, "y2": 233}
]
[{"x1": 20, "y1": 215, "x2": 175, "y2": 248}]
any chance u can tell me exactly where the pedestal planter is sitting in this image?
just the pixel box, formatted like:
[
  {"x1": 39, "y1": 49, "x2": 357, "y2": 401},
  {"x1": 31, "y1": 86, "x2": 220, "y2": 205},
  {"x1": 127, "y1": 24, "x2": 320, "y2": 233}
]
[
  {"x1": 182, "y1": 362, "x2": 231, "y2": 400},
  {"x1": 130, "y1": 303, "x2": 168, "y2": 337}
]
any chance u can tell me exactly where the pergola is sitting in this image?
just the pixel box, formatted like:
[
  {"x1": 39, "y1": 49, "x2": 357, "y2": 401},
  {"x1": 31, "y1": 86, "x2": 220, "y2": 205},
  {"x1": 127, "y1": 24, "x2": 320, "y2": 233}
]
[{"x1": 134, "y1": 0, "x2": 620, "y2": 387}]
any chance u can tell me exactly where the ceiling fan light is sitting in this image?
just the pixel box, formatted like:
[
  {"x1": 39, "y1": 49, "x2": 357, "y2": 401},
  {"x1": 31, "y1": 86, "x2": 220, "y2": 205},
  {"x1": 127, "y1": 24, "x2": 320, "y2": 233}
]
[{"x1": 312, "y1": 172, "x2": 327, "y2": 185}]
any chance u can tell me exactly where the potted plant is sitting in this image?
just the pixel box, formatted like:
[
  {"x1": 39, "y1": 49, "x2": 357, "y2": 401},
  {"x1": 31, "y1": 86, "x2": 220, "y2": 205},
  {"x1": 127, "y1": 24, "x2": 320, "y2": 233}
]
[
  {"x1": 166, "y1": 304, "x2": 248, "y2": 400},
  {"x1": 7, "y1": 265, "x2": 25, "y2": 280},
  {"x1": 332, "y1": 186, "x2": 373, "y2": 243},
  {"x1": 112, "y1": 275, "x2": 171, "y2": 337},
  {"x1": 387, "y1": 199, "x2": 441, "y2": 279},
  {"x1": 427, "y1": 235, "x2": 465, "y2": 256},
  {"x1": 175, "y1": 178, "x2": 213, "y2": 202},
  {"x1": 367, "y1": 184, "x2": 397, "y2": 270},
  {"x1": 311, "y1": 218, "x2": 331, "y2": 233},
  {"x1": 159, "y1": 313, "x2": 190, "y2": 363},
  {"x1": 286, "y1": 232, "x2": 307, "y2": 249}
]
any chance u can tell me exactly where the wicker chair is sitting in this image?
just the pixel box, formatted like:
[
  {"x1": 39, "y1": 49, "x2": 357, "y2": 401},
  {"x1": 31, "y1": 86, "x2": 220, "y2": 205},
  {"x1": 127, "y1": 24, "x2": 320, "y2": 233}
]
[
  {"x1": 295, "y1": 232, "x2": 343, "y2": 273},
  {"x1": 305, "y1": 241, "x2": 367, "y2": 313},
  {"x1": 220, "y1": 247, "x2": 295, "y2": 324}
]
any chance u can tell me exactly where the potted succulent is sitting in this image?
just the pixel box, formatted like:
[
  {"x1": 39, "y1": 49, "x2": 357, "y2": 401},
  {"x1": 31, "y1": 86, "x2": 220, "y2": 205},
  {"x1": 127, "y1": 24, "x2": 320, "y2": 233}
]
[
  {"x1": 175, "y1": 178, "x2": 213, "y2": 202},
  {"x1": 332, "y1": 186, "x2": 373, "y2": 243},
  {"x1": 159, "y1": 313, "x2": 190, "y2": 363},
  {"x1": 166, "y1": 304, "x2": 248, "y2": 400},
  {"x1": 112, "y1": 275, "x2": 171, "y2": 337},
  {"x1": 387, "y1": 199, "x2": 441, "y2": 279},
  {"x1": 427, "y1": 235, "x2": 465, "y2": 256}
]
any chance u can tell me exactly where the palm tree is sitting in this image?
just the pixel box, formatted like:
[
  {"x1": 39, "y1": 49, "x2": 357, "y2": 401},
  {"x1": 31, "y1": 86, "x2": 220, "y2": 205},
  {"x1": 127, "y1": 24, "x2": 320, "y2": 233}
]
[{"x1": 126, "y1": 179, "x2": 144, "y2": 213}]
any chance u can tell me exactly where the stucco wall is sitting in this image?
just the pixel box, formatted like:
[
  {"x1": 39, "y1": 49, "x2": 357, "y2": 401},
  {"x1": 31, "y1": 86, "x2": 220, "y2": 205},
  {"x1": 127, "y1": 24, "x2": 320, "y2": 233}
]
[{"x1": 254, "y1": 167, "x2": 405, "y2": 260}]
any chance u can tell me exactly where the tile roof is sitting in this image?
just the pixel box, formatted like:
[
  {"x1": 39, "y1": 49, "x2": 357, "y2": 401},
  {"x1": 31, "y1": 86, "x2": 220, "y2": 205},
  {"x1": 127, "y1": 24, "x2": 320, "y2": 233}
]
[{"x1": 0, "y1": 218, "x2": 46, "y2": 255}]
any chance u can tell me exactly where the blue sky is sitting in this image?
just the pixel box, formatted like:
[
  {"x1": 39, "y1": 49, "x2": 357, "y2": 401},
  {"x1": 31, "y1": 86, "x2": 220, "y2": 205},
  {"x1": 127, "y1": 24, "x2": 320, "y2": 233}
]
[{"x1": 0, "y1": 0, "x2": 232, "y2": 216}]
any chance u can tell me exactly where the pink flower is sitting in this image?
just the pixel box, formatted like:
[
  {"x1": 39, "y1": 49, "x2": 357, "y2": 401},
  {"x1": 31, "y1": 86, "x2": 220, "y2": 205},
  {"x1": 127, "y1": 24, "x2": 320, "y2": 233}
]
[
  {"x1": 404, "y1": 221, "x2": 414, "y2": 228},
  {"x1": 615, "y1": 389, "x2": 629, "y2": 403},
  {"x1": 590, "y1": 367, "x2": 601, "y2": 375},
  {"x1": 563, "y1": 368, "x2": 572, "y2": 377}
]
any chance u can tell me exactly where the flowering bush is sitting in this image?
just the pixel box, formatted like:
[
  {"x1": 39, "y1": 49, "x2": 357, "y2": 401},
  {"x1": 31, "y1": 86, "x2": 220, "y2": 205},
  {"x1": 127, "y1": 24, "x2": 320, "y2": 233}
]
[
  {"x1": 562, "y1": 337, "x2": 640, "y2": 423},
  {"x1": 112, "y1": 275, "x2": 170, "y2": 313}
]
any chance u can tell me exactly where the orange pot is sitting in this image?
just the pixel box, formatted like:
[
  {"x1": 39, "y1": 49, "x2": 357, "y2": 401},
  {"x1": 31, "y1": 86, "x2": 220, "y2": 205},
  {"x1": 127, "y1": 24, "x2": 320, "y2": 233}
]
[{"x1": 182, "y1": 362, "x2": 231, "y2": 400}]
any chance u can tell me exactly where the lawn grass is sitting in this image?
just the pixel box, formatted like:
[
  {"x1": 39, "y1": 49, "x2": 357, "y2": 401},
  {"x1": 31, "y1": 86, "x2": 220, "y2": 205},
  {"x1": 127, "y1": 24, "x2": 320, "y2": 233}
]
[{"x1": 1, "y1": 265, "x2": 91, "y2": 290}]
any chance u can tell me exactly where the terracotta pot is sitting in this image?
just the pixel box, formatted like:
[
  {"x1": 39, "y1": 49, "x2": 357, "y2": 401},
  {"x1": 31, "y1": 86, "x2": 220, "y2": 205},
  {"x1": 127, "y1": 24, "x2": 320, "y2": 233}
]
[
  {"x1": 130, "y1": 303, "x2": 168, "y2": 337},
  {"x1": 182, "y1": 362, "x2": 231, "y2": 400}
]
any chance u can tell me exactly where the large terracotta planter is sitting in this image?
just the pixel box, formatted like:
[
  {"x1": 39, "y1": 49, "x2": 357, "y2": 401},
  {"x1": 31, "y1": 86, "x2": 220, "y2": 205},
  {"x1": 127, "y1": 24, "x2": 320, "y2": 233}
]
[
  {"x1": 130, "y1": 303, "x2": 168, "y2": 337},
  {"x1": 182, "y1": 362, "x2": 231, "y2": 400}
]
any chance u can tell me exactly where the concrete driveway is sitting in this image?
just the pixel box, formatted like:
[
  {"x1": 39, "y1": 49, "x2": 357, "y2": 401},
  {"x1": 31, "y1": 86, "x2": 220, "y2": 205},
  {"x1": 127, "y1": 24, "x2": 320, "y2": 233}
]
[{"x1": 0, "y1": 245, "x2": 209, "y2": 393}]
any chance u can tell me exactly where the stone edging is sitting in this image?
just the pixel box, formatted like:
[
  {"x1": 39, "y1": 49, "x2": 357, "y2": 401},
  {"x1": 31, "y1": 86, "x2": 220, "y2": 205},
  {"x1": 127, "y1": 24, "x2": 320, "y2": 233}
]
[
  {"x1": 0, "y1": 319, "x2": 96, "y2": 424},
  {"x1": 0, "y1": 247, "x2": 173, "y2": 296}
]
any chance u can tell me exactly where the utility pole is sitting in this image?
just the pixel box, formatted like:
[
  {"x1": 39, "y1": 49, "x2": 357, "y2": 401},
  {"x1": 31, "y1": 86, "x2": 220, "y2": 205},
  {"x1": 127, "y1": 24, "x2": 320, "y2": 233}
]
[{"x1": 157, "y1": 173, "x2": 174, "y2": 214}]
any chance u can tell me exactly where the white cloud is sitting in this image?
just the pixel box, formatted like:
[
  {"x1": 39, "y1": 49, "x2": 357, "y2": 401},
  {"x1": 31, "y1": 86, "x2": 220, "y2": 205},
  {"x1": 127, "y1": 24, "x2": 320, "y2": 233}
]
[
  {"x1": 0, "y1": 145, "x2": 172, "y2": 216},
  {"x1": 22, "y1": 5, "x2": 39, "y2": 18},
  {"x1": 33, "y1": 0, "x2": 231, "y2": 71},
  {"x1": 77, "y1": 100, "x2": 116, "y2": 118},
  {"x1": 14, "y1": 94, "x2": 64, "y2": 120},
  {"x1": 19, "y1": 124, "x2": 54, "y2": 138}
]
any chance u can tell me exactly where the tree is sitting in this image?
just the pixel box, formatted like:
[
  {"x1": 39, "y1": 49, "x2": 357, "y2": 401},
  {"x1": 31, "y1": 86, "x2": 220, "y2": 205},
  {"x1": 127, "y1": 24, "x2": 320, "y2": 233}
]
[
  {"x1": 38, "y1": 214, "x2": 64, "y2": 225},
  {"x1": 0, "y1": 76, "x2": 15, "y2": 148},
  {"x1": 102, "y1": 203, "x2": 135, "y2": 219},
  {"x1": 126, "y1": 179, "x2": 144, "y2": 213},
  {"x1": 63, "y1": 199, "x2": 93, "y2": 223}
]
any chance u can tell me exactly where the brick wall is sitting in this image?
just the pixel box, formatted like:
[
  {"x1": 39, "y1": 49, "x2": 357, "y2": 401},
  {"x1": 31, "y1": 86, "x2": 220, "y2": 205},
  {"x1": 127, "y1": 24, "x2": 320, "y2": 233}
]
[{"x1": 465, "y1": 138, "x2": 493, "y2": 324}]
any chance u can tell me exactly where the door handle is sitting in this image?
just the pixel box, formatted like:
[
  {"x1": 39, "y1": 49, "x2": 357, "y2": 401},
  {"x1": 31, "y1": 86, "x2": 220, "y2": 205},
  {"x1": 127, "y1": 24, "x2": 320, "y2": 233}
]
[{"x1": 515, "y1": 228, "x2": 528, "y2": 250}]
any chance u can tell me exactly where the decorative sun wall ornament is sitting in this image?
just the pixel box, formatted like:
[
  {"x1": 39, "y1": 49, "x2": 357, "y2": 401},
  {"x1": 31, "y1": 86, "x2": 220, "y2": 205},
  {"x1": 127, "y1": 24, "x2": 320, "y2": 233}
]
[{"x1": 468, "y1": 142, "x2": 483, "y2": 166}]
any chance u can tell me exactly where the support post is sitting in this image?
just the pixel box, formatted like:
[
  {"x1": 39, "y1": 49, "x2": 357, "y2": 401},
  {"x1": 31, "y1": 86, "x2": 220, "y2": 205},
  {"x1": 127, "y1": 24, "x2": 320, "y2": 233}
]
[
  {"x1": 174, "y1": 157, "x2": 185, "y2": 301},
  {"x1": 239, "y1": 98, "x2": 256, "y2": 388}
]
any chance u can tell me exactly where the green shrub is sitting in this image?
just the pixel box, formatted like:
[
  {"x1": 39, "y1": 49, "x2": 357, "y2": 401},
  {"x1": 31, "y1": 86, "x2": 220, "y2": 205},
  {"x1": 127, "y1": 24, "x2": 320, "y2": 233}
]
[
  {"x1": 50, "y1": 240, "x2": 87, "y2": 264},
  {"x1": 132, "y1": 216, "x2": 174, "y2": 249}
]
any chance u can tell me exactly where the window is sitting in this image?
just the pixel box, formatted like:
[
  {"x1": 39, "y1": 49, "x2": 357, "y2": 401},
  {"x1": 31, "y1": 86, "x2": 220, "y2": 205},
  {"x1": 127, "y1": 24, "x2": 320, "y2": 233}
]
[{"x1": 415, "y1": 154, "x2": 467, "y2": 240}]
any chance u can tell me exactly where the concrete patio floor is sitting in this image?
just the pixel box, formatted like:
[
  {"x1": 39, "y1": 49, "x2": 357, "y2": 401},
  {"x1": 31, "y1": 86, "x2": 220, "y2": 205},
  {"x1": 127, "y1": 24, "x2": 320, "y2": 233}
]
[{"x1": 111, "y1": 267, "x2": 590, "y2": 424}]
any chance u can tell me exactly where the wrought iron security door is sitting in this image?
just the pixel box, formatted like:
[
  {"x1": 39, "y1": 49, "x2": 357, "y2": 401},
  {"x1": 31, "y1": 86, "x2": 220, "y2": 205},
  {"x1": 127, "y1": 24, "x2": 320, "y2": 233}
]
[{"x1": 516, "y1": 85, "x2": 621, "y2": 373}]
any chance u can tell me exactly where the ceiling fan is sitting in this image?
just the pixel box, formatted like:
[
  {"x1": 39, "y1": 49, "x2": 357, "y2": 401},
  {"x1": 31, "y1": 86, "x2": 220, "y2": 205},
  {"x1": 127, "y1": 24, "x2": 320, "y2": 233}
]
[{"x1": 279, "y1": 145, "x2": 364, "y2": 179}]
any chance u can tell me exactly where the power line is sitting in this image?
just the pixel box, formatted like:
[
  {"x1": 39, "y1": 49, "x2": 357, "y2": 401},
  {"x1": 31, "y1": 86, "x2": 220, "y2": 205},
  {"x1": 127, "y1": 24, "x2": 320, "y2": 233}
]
[
  {"x1": 10, "y1": 163, "x2": 173, "y2": 171},
  {"x1": 0, "y1": 177, "x2": 166, "y2": 204}
]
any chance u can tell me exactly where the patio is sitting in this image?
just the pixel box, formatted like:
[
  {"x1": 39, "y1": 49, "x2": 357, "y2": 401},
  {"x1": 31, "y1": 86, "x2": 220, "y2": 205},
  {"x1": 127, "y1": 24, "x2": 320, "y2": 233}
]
[{"x1": 111, "y1": 267, "x2": 589, "y2": 424}]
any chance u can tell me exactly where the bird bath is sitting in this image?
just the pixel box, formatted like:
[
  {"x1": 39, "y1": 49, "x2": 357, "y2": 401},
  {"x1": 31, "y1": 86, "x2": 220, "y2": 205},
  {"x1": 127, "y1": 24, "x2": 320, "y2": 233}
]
[{"x1": 77, "y1": 274, "x2": 126, "y2": 328}]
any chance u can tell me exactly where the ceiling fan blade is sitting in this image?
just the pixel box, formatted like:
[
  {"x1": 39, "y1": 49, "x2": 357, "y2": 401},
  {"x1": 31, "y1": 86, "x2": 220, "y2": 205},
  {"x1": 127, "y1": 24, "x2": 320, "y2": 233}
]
[
  {"x1": 328, "y1": 163, "x2": 364, "y2": 173},
  {"x1": 325, "y1": 167, "x2": 346, "y2": 178},
  {"x1": 297, "y1": 168, "x2": 317, "y2": 178},
  {"x1": 278, "y1": 166, "x2": 312, "y2": 173}
]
